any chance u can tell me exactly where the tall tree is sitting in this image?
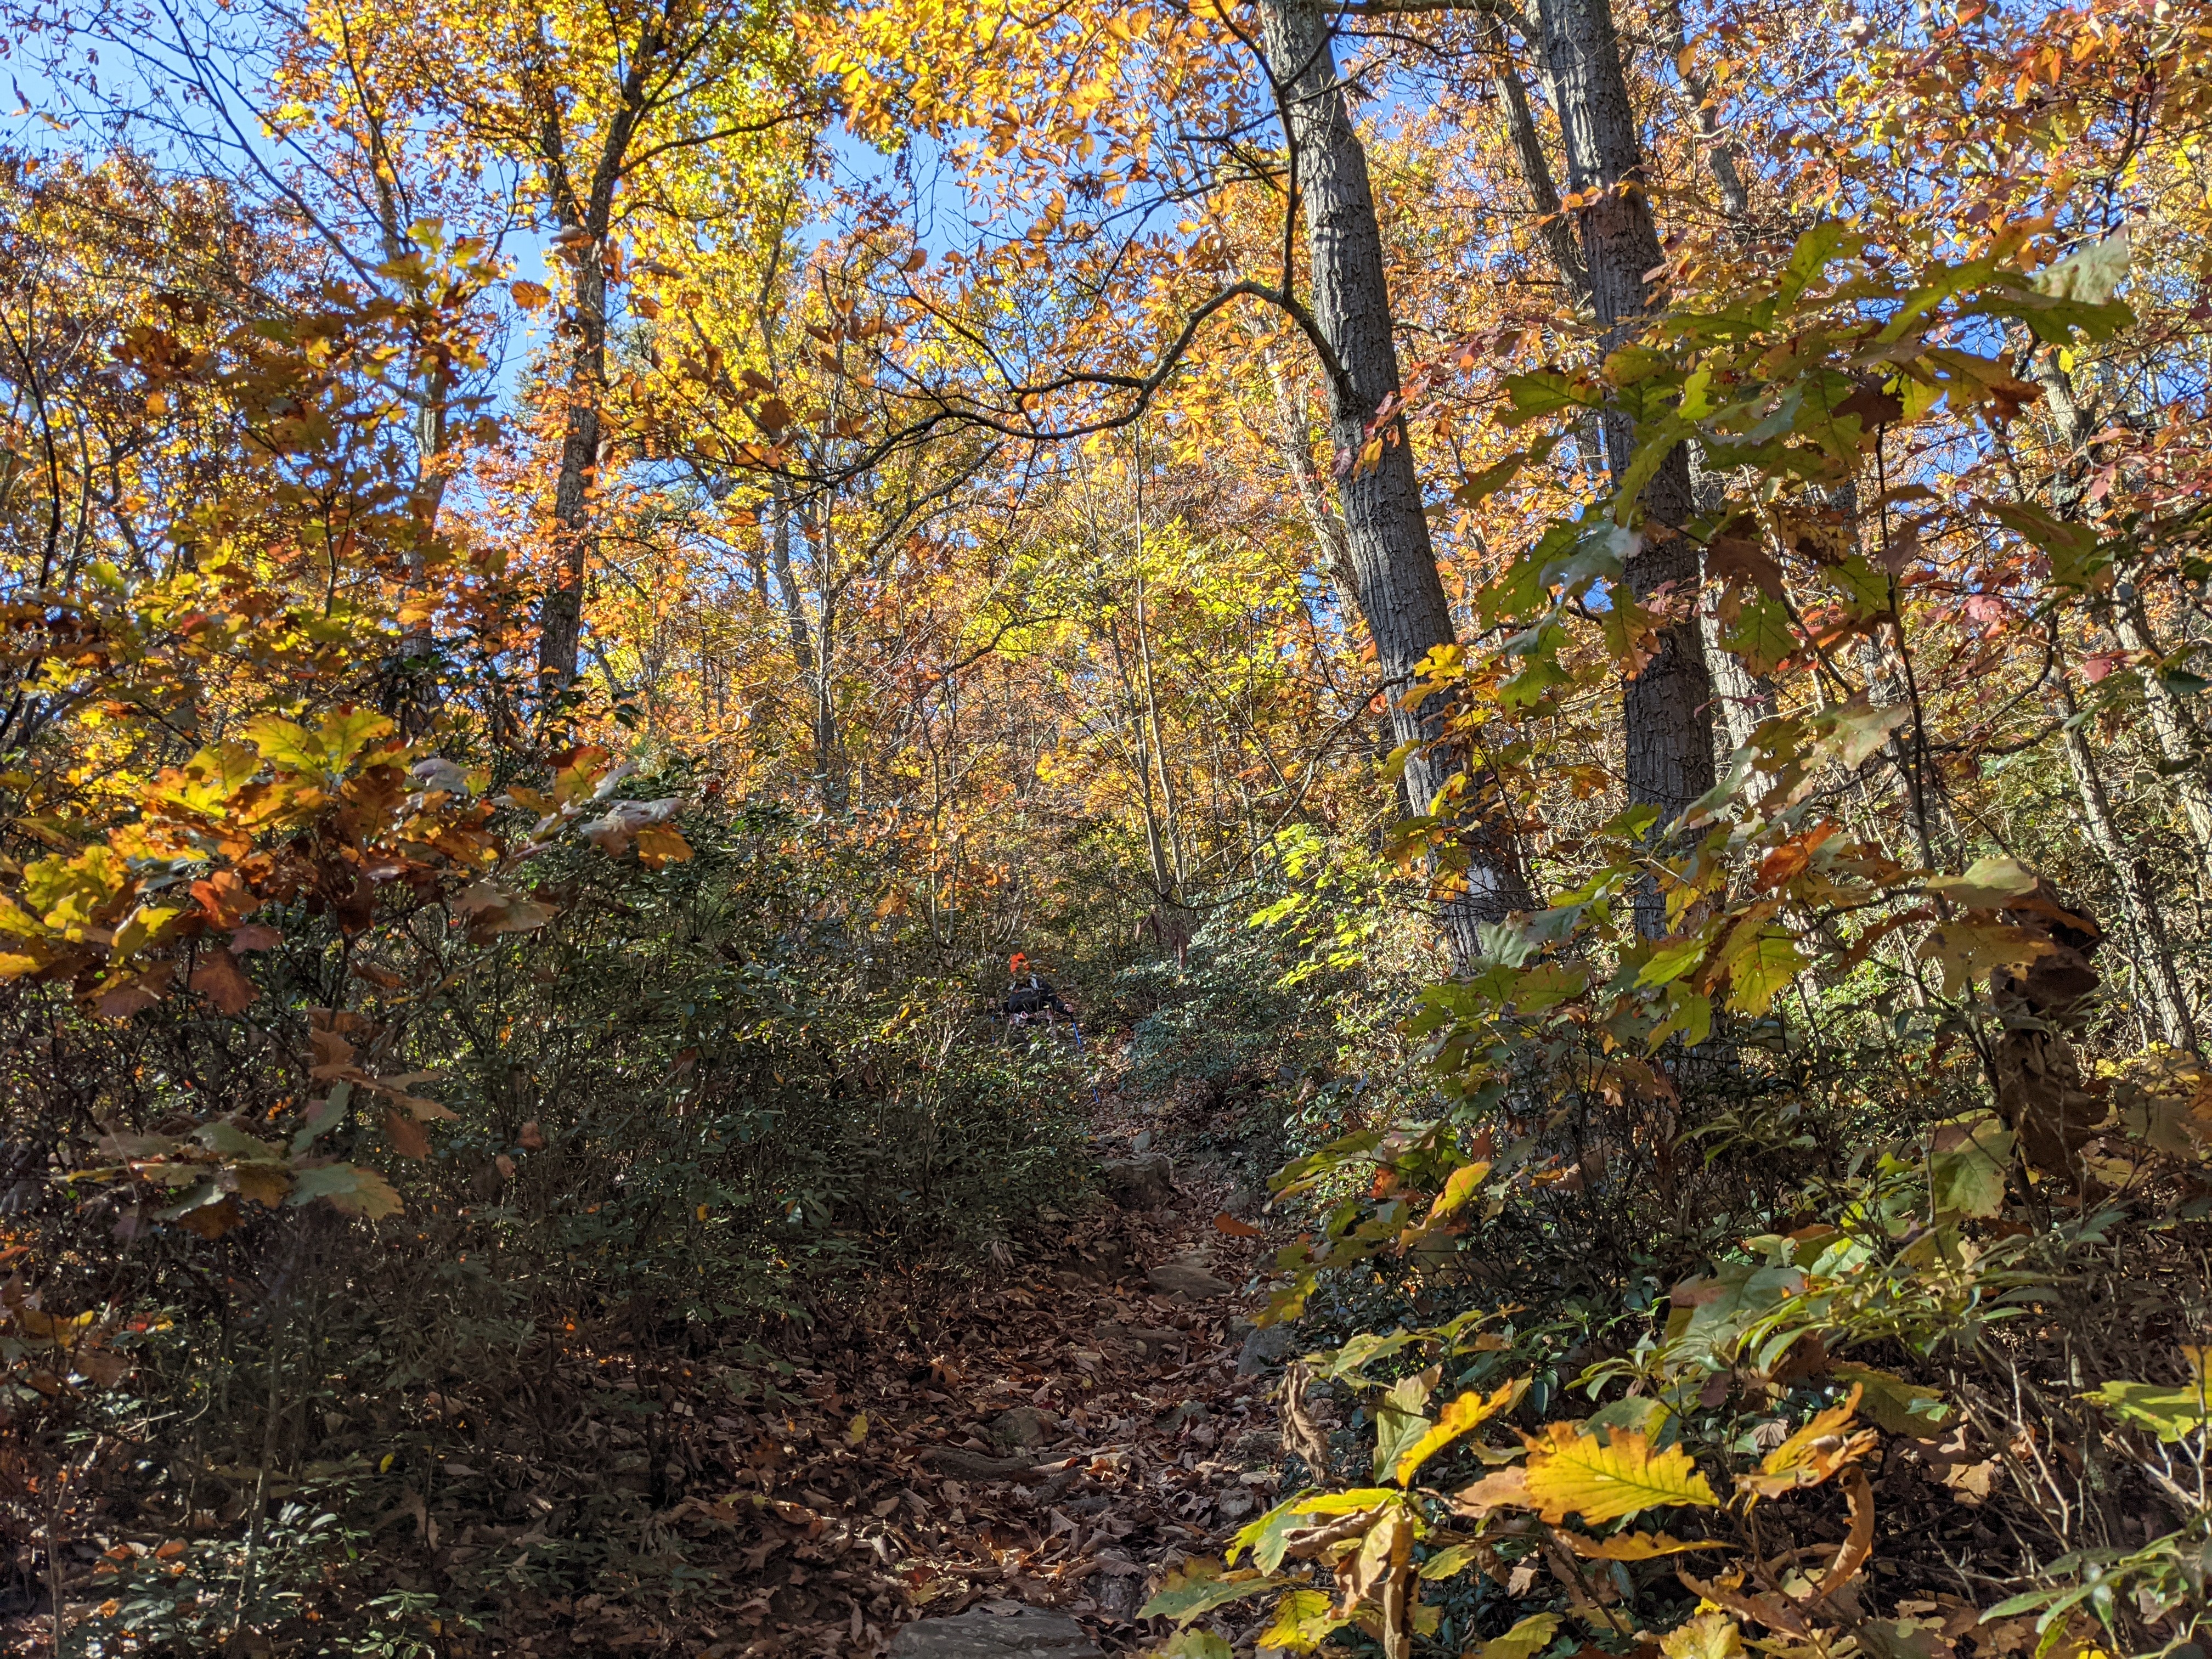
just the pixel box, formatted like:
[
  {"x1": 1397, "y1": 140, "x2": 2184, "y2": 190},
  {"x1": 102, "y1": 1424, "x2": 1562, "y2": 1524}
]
[
  {"x1": 1532, "y1": 0, "x2": 1716, "y2": 887},
  {"x1": 1259, "y1": 0, "x2": 1532, "y2": 939}
]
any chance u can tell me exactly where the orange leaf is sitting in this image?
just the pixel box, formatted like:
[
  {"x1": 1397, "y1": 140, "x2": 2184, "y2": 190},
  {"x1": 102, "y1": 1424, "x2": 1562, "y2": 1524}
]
[{"x1": 1215, "y1": 1211, "x2": 1261, "y2": 1237}]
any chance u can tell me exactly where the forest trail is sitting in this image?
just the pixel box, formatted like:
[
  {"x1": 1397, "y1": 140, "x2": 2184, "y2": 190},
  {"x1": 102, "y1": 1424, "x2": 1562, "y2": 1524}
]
[{"x1": 459, "y1": 1082, "x2": 1291, "y2": 1658}]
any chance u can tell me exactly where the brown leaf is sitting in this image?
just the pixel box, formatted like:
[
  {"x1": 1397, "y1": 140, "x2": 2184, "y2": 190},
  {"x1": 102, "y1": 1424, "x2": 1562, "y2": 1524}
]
[
  {"x1": 385, "y1": 1107, "x2": 430, "y2": 1161},
  {"x1": 1452, "y1": 1466, "x2": 1531, "y2": 1514},
  {"x1": 176, "y1": 1197, "x2": 242, "y2": 1239},
  {"x1": 1707, "y1": 535, "x2": 1786, "y2": 599},
  {"x1": 94, "y1": 962, "x2": 173, "y2": 1019},
  {"x1": 233, "y1": 1162, "x2": 293, "y2": 1207},
  {"x1": 1214, "y1": 1211, "x2": 1260, "y2": 1238},
  {"x1": 1833, "y1": 382, "x2": 1903, "y2": 429},
  {"x1": 1812, "y1": 1468, "x2": 1876, "y2": 1600},
  {"x1": 191, "y1": 949, "x2": 259, "y2": 1014}
]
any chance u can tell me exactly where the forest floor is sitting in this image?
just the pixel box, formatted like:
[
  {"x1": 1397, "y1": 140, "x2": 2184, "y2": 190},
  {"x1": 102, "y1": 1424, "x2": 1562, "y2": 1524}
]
[
  {"x1": 478, "y1": 1080, "x2": 1288, "y2": 1657},
  {"x1": 3, "y1": 1071, "x2": 1293, "y2": 1657}
]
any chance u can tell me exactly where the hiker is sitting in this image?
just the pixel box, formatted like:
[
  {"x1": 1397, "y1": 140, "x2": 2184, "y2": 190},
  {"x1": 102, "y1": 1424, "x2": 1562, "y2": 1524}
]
[{"x1": 1000, "y1": 953, "x2": 1074, "y2": 1030}]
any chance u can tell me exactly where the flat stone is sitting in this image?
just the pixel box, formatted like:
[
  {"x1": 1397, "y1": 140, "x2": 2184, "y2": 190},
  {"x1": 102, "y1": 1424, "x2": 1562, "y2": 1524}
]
[
  {"x1": 991, "y1": 1406, "x2": 1061, "y2": 1449},
  {"x1": 1146, "y1": 1260, "x2": 1231, "y2": 1300},
  {"x1": 1098, "y1": 1153, "x2": 1174, "y2": 1209},
  {"x1": 1237, "y1": 1323, "x2": 1296, "y2": 1376},
  {"x1": 888, "y1": 1604, "x2": 1105, "y2": 1658},
  {"x1": 1158, "y1": 1400, "x2": 1212, "y2": 1430}
]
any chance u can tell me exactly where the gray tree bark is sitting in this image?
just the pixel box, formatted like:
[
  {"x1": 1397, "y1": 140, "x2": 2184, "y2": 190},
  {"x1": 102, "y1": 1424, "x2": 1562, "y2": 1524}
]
[
  {"x1": 2055, "y1": 667, "x2": 2197, "y2": 1050},
  {"x1": 2030, "y1": 347, "x2": 2212, "y2": 864},
  {"x1": 1533, "y1": 0, "x2": 1714, "y2": 920},
  {"x1": 1261, "y1": 0, "x2": 1533, "y2": 945}
]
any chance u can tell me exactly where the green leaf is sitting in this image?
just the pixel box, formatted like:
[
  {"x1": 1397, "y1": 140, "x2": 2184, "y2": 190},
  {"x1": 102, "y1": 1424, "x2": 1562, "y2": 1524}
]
[
  {"x1": 286, "y1": 1162, "x2": 403, "y2": 1220},
  {"x1": 1815, "y1": 693, "x2": 1910, "y2": 768},
  {"x1": 1778, "y1": 222, "x2": 1858, "y2": 306},
  {"x1": 1824, "y1": 552, "x2": 1892, "y2": 619},
  {"x1": 1416, "y1": 1542, "x2": 1482, "y2": 1581},
  {"x1": 1663, "y1": 1612, "x2": 1746, "y2": 1659},
  {"x1": 1232, "y1": 1494, "x2": 1322, "y2": 1575},
  {"x1": 1989, "y1": 500, "x2": 2107, "y2": 589},
  {"x1": 195, "y1": 1121, "x2": 282, "y2": 1161},
  {"x1": 1725, "y1": 932, "x2": 1805, "y2": 1018},
  {"x1": 1614, "y1": 419, "x2": 1692, "y2": 519},
  {"x1": 1373, "y1": 1368, "x2": 1439, "y2": 1482},
  {"x1": 240, "y1": 715, "x2": 319, "y2": 772},
  {"x1": 1424, "y1": 1159, "x2": 1494, "y2": 1226},
  {"x1": 1825, "y1": 1364, "x2": 1954, "y2": 1435},
  {"x1": 1649, "y1": 984, "x2": 1713, "y2": 1052},
  {"x1": 315, "y1": 706, "x2": 397, "y2": 772},
  {"x1": 1719, "y1": 593, "x2": 1796, "y2": 676},
  {"x1": 1395, "y1": 1380, "x2": 1528, "y2": 1485},
  {"x1": 1929, "y1": 1114, "x2": 2014, "y2": 1219},
  {"x1": 2009, "y1": 229, "x2": 2136, "y2": 340},
  {"x1": 1502, "y1": 369, "x2": 1600, "y2": 425},
  {"x1": 2033, "y1": 229, "x2": 2130, "y2": 305},
  {"x1": 1923, "y1": 855, "x2": 2038, "y2": 909},
  {"x1": 1139, "y1": 1558, "x2": 1277, "y2": 1625},
  {"x1": 290, "y1": 1082, "x2": 353, "y2": 1155},
  {"x1": 2080, "y1": 1376, "x2": 2210, "y2": 1443},
  {"x1": 1256, "y1": 1589, "x2": 1345, "y2": 1655},
  {"x1": 1510, "y1": 961, "x2": 1587, "y2": 1012},
  {"x1": 1638, "y1": 932, "x2": 1711, "y2": 989},
  {"x1": 1160, "y1": 1633, "x2": 1234, "y2": 1659},
  {"x1": 1454, "y1": 453, "x2": 1528, "y2": 507},
  {"x1": 1917, "y1": 920, "x2": 2055, "y2": 997}
]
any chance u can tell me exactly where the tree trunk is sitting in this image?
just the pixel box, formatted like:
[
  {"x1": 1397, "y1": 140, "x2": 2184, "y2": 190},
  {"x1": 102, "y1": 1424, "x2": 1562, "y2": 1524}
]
[
  {"x1": 1662, "y1": 0, "x2": 1749, "y2": 219},
  {"x1": 538, "y1": 244, "x2": 606, "y2": 687},
  {"x1": 2030, "y1": 344, "x2": 2212, "y2": 865},
  {"x1": 1261, "y1": 0, "x2": 1532, "y2": 946},
  {"x1": 1533, "y1": 0, "x2": 1714, "y2": 925},
  {"x1": 1485, "y1": 22, "x2": 1589, "y2": 300},
  {"x1": 2055, "y1": 667, "x2": 2197, "y2": 1051},
  {"x1": 2109, "y1": 595, "x2": 2212, "y2": 859}
]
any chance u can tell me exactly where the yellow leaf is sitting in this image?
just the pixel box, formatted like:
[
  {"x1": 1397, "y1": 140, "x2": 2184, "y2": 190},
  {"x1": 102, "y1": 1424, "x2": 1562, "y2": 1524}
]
[
  {"x1": 1394, "y1": 1379, "x2": 1527, "y2": 1485},
  {"x1": 846, "y1": 1412, "x2": 868, "y2": 1444},
  {"x1": 1423, "y1": 1159, "x2": 1492, "y2": 1227},
  {"x1": 1558, "y1": 1530, "x2": 1728, "y2": 1561},
  {"x1": 1474, "y1": 1613, "x2": 1561, "y2": 1659},
  {"x1": 634, "y1": 824, "x2": 692, "y2": 868},
  {"x1": 1520, "y1": 1423, "x2": 1719, "y2": 1523},
  {"x1": 1736, "y1": 1385, "x2": 1879, "y2": 1500},
  {"x1": 1662, "y1": 1612, "x2": 1745, "y2": 1659}
]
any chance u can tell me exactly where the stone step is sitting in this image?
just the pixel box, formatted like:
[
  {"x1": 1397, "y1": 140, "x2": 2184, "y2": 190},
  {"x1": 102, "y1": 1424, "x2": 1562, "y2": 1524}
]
[{"x1": 887, "y1": 1602, "x2": 1105, "y2": 1658}]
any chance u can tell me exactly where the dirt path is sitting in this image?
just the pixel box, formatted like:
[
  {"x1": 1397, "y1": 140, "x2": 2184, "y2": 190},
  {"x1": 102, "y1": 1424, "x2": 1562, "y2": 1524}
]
[
  {"x1": 0, "y1": 1085, "x2": 1291, "y2": 1657},
  {"x1": 489, "y1": 1105, "x2": 1290, "y2": 1656}
]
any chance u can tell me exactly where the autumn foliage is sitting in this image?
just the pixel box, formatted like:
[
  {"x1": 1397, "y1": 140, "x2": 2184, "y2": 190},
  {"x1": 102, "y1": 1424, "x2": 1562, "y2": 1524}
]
[{"x1": 2, "y1": 0, "x2": 2211, "y2": 1653}]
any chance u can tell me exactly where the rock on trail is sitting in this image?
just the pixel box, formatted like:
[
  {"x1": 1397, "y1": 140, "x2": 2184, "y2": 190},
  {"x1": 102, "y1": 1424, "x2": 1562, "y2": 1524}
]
[{"x1": 888, "y1": 1602, "x2": 1106, "y2": 1657}]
